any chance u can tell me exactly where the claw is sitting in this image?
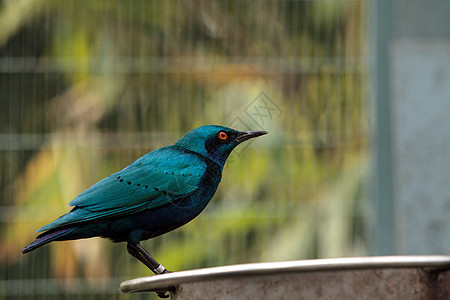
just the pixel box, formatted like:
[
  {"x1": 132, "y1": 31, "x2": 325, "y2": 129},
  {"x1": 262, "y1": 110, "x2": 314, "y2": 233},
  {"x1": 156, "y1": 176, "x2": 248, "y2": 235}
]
[{"x1": 156, "y1": 291, "x2": 170, "y2": 298}]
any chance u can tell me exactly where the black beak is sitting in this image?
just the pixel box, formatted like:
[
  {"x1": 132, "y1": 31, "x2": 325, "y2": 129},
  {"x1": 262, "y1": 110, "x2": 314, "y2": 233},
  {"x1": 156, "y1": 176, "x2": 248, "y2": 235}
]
[{"x1": 234, "y1": 130, "x2": 268, "y2": 144}]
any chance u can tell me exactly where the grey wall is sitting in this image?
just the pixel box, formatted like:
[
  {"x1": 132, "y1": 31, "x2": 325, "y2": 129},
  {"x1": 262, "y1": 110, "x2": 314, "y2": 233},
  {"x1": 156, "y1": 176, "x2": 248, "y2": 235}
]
[{"x1": 373, "y1": 0, "x2": 450, "y2": 255}]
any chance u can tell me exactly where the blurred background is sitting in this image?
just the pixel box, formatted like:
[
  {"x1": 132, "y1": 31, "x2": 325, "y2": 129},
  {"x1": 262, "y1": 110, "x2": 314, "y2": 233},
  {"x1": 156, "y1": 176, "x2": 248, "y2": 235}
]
[{"x1": 1, "y1": 0, "x2": 449, "y2": 299}]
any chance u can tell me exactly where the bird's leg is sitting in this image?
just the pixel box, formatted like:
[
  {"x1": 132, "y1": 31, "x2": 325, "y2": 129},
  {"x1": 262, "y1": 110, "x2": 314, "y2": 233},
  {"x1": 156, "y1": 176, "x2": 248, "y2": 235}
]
[
  {"x1": 126, "y1": 242, "x2": 170, "y2": 275},
  {"x1": 126, "y1": 242, "x2": 156, "y2": 270},
  {"x1": 126, "y1": 242, "x2": 171, "y2": 298}
]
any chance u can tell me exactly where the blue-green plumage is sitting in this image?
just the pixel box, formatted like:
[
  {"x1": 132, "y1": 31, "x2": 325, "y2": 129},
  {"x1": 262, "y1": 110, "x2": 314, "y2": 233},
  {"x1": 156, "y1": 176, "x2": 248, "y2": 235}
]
[{"x1": 22, "y1": 125, "x2": 267, "y2": 271}]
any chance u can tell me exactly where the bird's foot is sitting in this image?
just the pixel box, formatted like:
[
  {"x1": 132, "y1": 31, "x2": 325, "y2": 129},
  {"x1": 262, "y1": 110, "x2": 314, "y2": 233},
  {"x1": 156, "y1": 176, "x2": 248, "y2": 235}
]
[
  {"x1": 154, "y1": 268, "x2": 171, "y2": 297},
  {"x1": 156, "y1": 291, "x2": 170, "y2": 298}
]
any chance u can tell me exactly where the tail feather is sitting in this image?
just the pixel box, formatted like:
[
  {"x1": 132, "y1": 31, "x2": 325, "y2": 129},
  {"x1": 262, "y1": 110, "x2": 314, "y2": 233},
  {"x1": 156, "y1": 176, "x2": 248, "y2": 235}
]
[{"x1": 22, "y1": 227, "x2": 74, "y2": 254}]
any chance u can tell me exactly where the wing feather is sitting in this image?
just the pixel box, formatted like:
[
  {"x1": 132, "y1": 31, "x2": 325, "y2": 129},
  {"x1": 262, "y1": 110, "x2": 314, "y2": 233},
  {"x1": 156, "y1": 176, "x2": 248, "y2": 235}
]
[{"x1": 38, "y1": 147, "x2": 205, "y2": 232}]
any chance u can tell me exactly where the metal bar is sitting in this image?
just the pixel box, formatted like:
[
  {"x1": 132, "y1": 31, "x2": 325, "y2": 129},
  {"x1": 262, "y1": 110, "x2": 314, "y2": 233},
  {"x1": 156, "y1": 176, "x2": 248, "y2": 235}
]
[
  {"x1": 371, "y1": 0, "x2": 395, "y2": 255},
  {"x1": 120, "y1": 255, "x2": 450, "y2": 293}
]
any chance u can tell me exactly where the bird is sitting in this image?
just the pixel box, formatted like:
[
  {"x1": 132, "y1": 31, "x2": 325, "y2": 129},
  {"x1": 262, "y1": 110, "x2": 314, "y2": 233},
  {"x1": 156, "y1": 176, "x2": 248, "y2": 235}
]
[{"x1": 22, "y1": 125, "x2": 267, "y2": 276}]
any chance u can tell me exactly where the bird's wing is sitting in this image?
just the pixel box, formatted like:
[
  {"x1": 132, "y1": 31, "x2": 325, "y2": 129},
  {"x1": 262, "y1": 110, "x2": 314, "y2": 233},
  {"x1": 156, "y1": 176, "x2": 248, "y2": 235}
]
[{"x1": 37, "y1": 147, "x2": 206, "y2": 232}]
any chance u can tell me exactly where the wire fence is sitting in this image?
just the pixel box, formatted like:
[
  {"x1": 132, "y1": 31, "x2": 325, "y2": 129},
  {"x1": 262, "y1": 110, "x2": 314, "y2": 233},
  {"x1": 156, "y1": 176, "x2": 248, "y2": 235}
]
[{"x1": 0, "y1": 0, "x2": 370, "y2": 299}]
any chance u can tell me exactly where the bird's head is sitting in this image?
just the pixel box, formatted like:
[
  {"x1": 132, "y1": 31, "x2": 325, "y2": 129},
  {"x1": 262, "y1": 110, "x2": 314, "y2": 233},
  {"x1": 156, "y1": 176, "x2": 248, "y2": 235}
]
[{"x1": 174, "y1": 125, "x2": 268, "y2": 167}]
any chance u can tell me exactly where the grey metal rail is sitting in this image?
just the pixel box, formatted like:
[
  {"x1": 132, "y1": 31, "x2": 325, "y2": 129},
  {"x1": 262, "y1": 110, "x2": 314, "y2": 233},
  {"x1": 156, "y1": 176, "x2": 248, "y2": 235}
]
[{"x1": 121, "y1": 255, "x2": 450, "y2": 296}]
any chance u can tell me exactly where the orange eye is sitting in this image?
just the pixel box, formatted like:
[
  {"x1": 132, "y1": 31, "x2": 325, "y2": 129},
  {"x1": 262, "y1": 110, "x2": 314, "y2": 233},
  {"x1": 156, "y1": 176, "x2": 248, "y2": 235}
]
[{"x1": 218, "y1": 131, "x2": 228, "y2": 141}]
